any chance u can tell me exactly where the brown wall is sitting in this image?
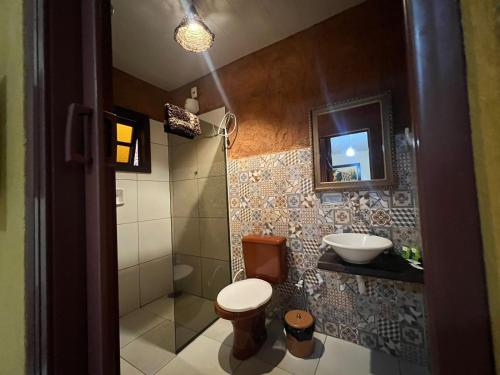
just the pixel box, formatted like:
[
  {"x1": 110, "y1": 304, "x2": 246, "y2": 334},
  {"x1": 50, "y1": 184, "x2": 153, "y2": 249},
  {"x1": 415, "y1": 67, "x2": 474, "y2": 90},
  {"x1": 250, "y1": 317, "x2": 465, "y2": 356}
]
[
  {"x1": 169, "y1": 0, "x2": 409, "y2": 159},
  {"x1": 112, "y1": 68, "x2": 170, "y2": 122}
]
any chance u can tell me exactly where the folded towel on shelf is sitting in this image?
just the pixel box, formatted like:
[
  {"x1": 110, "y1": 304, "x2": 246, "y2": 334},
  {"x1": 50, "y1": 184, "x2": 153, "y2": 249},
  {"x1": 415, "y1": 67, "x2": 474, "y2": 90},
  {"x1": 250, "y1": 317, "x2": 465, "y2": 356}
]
[{"x1": 164, "y1": 103, "x2": 202, "y2": 139}]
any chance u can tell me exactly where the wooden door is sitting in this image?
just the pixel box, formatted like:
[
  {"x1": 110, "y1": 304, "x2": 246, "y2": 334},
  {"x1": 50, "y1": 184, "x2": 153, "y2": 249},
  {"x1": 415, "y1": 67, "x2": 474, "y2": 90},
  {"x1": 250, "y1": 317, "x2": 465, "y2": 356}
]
[{"x1": 27, "y1": 0, "x2": 119, "y2": 373}]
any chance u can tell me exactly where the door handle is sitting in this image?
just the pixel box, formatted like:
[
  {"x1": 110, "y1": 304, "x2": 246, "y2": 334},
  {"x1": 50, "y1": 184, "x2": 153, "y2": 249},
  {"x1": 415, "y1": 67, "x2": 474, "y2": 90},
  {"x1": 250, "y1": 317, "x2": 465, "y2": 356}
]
[{"x1": 65, "y1": 103, "x2": 93, "y2": 164}]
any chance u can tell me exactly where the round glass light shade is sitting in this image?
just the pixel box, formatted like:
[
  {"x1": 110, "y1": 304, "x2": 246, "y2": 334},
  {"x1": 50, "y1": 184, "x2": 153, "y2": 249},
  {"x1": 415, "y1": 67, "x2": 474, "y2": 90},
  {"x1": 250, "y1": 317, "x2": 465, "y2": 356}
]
[{"x1": 174, "y1": 15, "x2": 214, "y2": 53}]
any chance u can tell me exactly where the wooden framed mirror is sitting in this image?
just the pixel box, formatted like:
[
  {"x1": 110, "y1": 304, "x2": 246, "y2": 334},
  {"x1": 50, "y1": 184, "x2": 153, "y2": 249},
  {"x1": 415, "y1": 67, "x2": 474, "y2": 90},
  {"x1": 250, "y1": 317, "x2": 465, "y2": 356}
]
[{"x1": 311, "y1": 92, "x2": 394, "y2": 191}]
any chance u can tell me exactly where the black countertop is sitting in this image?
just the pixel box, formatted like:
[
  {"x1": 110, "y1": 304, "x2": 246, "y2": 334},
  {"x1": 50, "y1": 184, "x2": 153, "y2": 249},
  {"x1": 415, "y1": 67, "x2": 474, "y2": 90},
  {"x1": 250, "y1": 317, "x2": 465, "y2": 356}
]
[{"x1": 317, "y1": 250, "x2": 424, "y2": 283}]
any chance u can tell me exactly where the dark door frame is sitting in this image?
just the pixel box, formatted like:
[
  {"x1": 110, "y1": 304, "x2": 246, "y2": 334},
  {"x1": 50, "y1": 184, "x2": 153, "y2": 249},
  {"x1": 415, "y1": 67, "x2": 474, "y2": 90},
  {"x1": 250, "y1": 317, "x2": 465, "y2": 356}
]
[
  {"x1": 25, "y1": 0, "x2": 118, "y2": 373},
  {"x1": 404, "y1": 1, "x2": 494, "y2": 374},
  {"x1": 24, "y1": 0, "x2": 495, "y2": 374}
]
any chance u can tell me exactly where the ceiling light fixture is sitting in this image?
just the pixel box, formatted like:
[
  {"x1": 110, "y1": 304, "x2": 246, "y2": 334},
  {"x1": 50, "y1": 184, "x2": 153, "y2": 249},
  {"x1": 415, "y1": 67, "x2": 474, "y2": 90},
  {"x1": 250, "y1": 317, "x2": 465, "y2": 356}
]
[{"x1": 174, "y1": 4, "x2": 214, "y2": 53}]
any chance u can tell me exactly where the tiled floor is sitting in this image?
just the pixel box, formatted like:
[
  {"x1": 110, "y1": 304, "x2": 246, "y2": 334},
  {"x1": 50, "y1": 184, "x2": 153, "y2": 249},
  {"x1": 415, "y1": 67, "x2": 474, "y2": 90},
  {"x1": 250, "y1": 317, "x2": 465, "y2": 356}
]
[
  {"x1": 119, "y1": 293, "x2": 218, "y2": 375},
  {"x1": 120, "y1": 309, "x2": 431, "y2": 375}
]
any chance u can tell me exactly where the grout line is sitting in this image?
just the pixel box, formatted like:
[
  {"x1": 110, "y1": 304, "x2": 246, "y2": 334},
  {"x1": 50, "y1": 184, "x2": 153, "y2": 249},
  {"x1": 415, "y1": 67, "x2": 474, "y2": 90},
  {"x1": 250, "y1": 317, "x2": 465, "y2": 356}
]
[
  {"x1": 136, "y1": 176, "x2": 142, "y2": 308},
  {"x1": 120, "y1": 313, "x2": 168, "y2": 350},
  {"x1": 120, "y1": 357, "x2": 146, "y2": 375}
]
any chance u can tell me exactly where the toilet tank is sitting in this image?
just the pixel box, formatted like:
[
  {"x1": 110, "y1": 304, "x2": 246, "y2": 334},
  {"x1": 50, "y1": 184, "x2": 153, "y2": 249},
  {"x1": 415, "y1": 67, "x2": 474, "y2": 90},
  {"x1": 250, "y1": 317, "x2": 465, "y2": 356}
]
[{"x1": 242, "y1": 235, "x2": 288, "y2": 284}]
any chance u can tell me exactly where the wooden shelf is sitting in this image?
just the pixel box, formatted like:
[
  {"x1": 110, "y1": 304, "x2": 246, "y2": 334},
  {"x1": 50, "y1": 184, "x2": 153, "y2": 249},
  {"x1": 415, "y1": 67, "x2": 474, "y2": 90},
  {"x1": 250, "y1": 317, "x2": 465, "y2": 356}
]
[{"x1": 317, "y1": 250, "x2": 424, "y2": 283}]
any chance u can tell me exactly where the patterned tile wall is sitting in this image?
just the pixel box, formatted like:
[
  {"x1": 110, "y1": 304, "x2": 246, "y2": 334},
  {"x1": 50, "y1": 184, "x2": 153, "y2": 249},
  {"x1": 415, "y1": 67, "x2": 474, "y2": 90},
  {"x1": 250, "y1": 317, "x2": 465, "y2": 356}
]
[{"x1": 226, "y1": 133, "x2": 428, "y2": 365}]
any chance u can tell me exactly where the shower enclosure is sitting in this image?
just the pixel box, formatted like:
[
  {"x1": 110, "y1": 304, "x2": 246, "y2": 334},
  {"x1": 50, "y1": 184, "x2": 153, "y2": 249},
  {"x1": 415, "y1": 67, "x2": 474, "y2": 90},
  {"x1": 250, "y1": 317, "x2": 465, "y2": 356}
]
[
  {"x1": 169, "y1": 107, "x2": 231, "y2": 351},
  {"x1": 116, "y1": 107, "x2": 231, "y2": 356}
]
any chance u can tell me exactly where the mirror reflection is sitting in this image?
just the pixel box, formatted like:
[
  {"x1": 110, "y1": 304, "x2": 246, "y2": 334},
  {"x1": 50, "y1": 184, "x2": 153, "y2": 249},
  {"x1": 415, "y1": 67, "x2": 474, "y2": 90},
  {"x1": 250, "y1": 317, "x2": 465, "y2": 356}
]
[{"x1": 312, "y1": 93, "x2": 394, "y2": 190}]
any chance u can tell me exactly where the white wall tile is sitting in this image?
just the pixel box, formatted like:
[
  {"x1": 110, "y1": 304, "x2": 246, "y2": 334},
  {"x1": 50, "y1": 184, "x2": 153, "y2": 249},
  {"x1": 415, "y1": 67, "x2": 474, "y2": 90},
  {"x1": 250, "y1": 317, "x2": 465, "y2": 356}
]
[
  {"x1": 173, "y1": 254, "x2": 202, "y2": 296},
  {"x1": 172, "y1": 217, "x2": 200, "y2": 256},
  {"x1": 139, "y1": 219, "x2": 172, "y2": 263},
  {"x1": 196, "y1": 136, "x2": 225, "y2": 178},
  {"x1": 167, "y1": 132, "x2": 191, "y2": 146},
  {"x1": 116, "y1": 179, "x2": 138, "y2": 224},
  {"x1": 198, "y1": 176, "x2": 228, "y2": 218},
  {"x1": 200, "y1": 218, "x2": 229, "y2": 261},
  {"x1": 116, "y1": 171, "x2": 137, "y2": 180},
  {"x1": 198, "y1": 107, "x2": 226, "y2": 126},
  {"x1": 138, "y1": 143, "x2": 169, "y2": 182},
  {"x1": 150, "y1": 119, "x2": 168, "y2": 145},
  {"x1": 120, "y1": 321, "x2": 176, "y2": 374},
  {"x1": 171, "y1": 179, "x2": 199, "y2": 217},
  {"x1": 170, "y1": 141, "x2": 198, "y2": 181},
  {"x1": 117, "y1": 222, "x2": 139, "y2": 270},
  {"x1": 201, "y1": 258, "x2": 230, "y2": 300},
  {"x1": 119, "y1": 266, "x2": 140, "y2": 317},
  {"x1": 140, "y1": 256, "x2": 173, "y2": 305},
  {"x1": 138, "y1": 181, "x2": 171, "y2": 221}
]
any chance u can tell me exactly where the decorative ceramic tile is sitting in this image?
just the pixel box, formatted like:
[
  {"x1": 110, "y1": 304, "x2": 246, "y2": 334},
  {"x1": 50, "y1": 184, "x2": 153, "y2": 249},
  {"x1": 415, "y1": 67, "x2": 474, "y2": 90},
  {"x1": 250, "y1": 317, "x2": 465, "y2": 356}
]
[
  {"x1": 319, "y1": 224, "x2": 335, "y2": 236},
  {"x1": 289, "y1": 238, "x2": 303, "y2": 252},
  {"x1": 334, "y1": 209, "x2": 351, "y2": 225},
  {"x1": 379, "y1": 301, "x2": 399, "y2": 321},
  {"x1": 262, "y1": 222, "x2": 275, "y2": 236},
  {"x1": 317, "y1": 205, "x2": 335, "y2": 224},
  {"x1": 303, "y1": 254, "x2": 318, "y2": 268},
  {"x1": 227, "y1": 146, "x2": 426, "y2": 364},
  {"x1": 359, "y1": 331, "x2": 378, "y2": 349},
  {"x1": 289, "y1": 209, "x2": 301, "y2": 222},
  {"x1": 250, "y1": 209, "x2": 262, "y2": 222},
  {"x1": 303, "y1": 239, "x2": 321, "y2": 255},
  {"x1": 300, "y1": 193, "x2": 317, "y2": 208},
  {"x1": 286, "y1": 193, "x2": 301, "y2": 208},
  {"x1": 275, "y1": 195, "x2": 287, "y2": 208},
  {"x1": 300, "y1": 208, "x2": 317, "y2": 224},
  {"x1": 378, "y1": 335, "x2": 401, "y2": 357},
  {"x1": 325, "y1": 321, "x2": 340, "y2": 337},
  {"x1": 320, "y1": 192, "x2": 344, "y2": 206},
  {"x1": 392, "y1": 208, "x2": 416, "y2": 227},
  {"x1": 352, "y1": 209, "x2": 371, "y2": 226},
  {"x1": 302, "y1": 224, "x2": 320, "y2": 240},
  {"x1": 400, "y1": 343, "x2": 427, "y2": 366},
  {"x1": 401, "y1": 322, "x2": 425, "y2": 346},
  {"x1": 239, "y1": 184, "x2": 250, "y2": 199},
  {"x1": 351, "y1": 225, "x2": 370, "y2": 234},
  {"x1": 299, "y1": 178, "x2": 314, "y2": 195},
  {"x1": 359, "y1": 192, "x2": 371, "y2": 210},
  {"x1": 391, "y1": 227, "x2": 418, "y2": 252},
  {"x1": 288, "y1": 222, "x2": 303, "y2": 239},
  {"x1": 354, "y1": 294, "x2": 379, "y2": 322},
  {"x1": 340, "y1": 324, "x2": 359, "y2": 344},
  {"x1": 375, "y1": 279, "x2": 397, "y2": 302},
  {"x1": 377, "y1": 318, "x2": 400, "y2": 343},
  {"x1": 286, "y1": 165, "x2": 302, "y2": 182},
  {"x1": 230, "y1": 197, "x2": 239, "y2": 209},
  {"x1": 371, "y1": 227, "x2": 391, "y2": 239},
  {"x1": 239, "y1": 171, "x2": 249, "y2": 183},
  {"x1": 371, "y1": 209, "x2": 392, "y2": 227},
  {"x1": 369, "y1": 191, "x2": 391, "y2": 209},
  {"x1": 392, "y1": 190, "x2": 413, "y2": 207},
  {"x1": 287, "y1": 251, "x2": 304, "y2": 267}
]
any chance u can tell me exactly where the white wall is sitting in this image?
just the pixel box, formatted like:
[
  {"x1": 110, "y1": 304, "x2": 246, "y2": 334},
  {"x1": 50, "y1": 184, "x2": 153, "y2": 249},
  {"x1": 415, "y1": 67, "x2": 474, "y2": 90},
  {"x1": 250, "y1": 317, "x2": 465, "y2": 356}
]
[{"x1": 116, "y1": 119, "x2": 173, "y2": 316}]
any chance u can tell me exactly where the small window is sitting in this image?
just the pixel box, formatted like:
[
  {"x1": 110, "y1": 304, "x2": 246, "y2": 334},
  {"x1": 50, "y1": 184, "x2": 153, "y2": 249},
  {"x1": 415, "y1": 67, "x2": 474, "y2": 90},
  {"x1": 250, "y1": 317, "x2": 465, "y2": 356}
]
[{"x1": 114, "y1": 106, "x2": 151, "y2": 173}]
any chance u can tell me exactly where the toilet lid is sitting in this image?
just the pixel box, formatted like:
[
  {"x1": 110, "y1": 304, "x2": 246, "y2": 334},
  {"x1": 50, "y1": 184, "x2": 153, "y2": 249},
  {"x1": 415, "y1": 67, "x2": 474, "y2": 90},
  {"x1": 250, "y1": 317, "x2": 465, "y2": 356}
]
[{"x1": 217, "y1": 278, "x2": 272, "y2": 313}]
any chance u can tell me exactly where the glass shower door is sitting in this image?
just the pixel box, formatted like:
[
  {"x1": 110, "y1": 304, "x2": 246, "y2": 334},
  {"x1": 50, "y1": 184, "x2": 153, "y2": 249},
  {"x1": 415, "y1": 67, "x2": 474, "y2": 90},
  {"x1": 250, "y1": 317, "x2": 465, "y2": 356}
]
[{"x1": 168, "y1": 109, "x2": 231, "y2": 351}]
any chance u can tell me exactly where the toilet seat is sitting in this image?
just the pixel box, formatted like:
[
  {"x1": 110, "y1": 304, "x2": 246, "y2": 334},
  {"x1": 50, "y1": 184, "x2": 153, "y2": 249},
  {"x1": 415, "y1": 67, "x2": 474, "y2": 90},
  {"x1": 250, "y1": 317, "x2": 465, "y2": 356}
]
[{"x1": 217, "y1": 278, "x2": 272, "y2": 313}]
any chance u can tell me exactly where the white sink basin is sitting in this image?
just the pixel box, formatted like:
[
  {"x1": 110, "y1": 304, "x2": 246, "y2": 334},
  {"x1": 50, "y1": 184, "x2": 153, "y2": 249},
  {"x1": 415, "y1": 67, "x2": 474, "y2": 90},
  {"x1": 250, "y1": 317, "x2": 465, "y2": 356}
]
[{"x1": 322, "y1": 233, "x2": 393, "y2": 264}]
